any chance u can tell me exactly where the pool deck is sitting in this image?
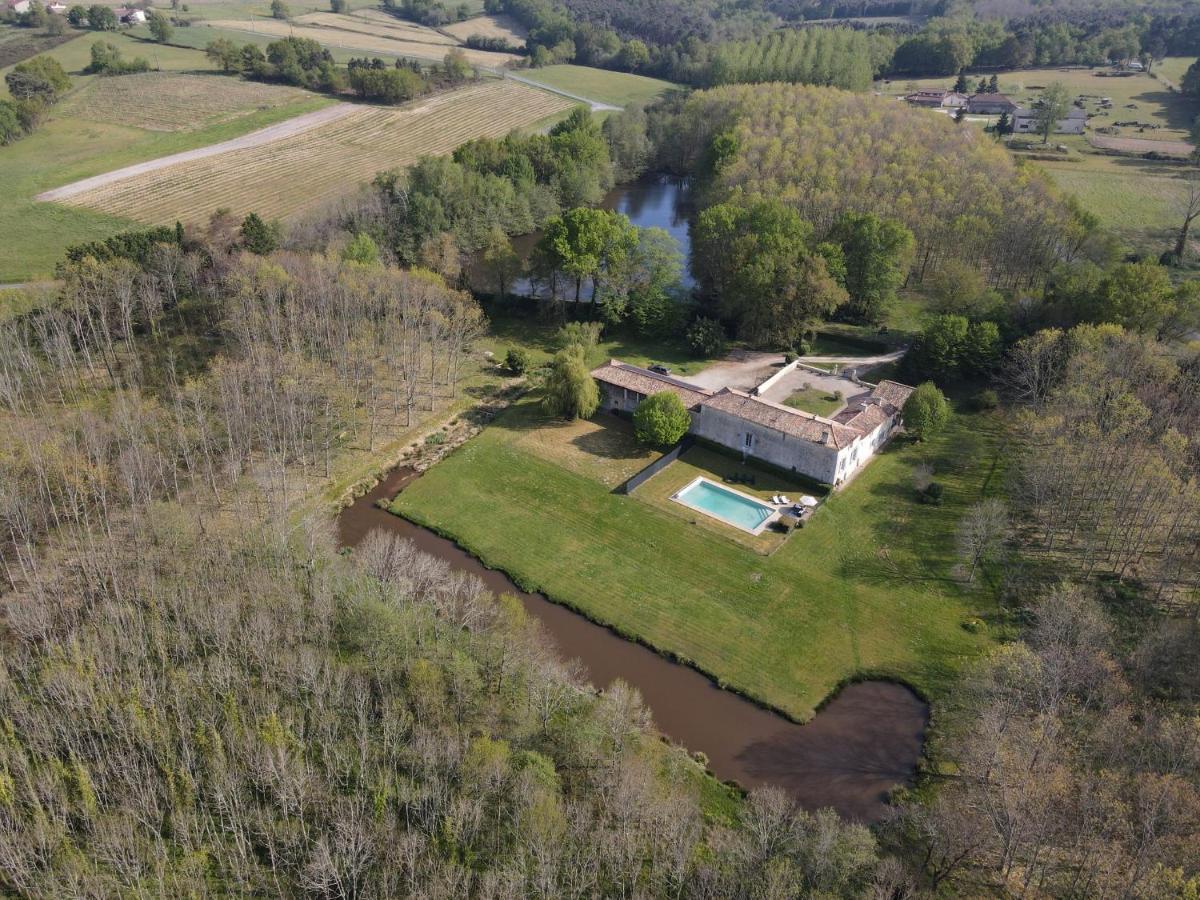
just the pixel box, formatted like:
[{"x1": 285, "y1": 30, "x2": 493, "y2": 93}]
[{"x1": 670, "y1": 476, "x2": 781, "y2": 535}]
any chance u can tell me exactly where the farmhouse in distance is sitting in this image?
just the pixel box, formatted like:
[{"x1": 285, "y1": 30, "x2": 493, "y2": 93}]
[{"x1": 591, "y1": 359, "x2": 916, "y2": 486}]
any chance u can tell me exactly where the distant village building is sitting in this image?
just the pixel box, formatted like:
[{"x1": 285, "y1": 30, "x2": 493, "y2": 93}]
[
  {"x1": 5, "y1": 0, "x2": 32, "y2": 13},
  {"x1": 966, "y1": 92, "x2": 1017, "y2": 115},
  {"x1": 590, "y1": 360, "x2": 916, "y2": 486},
  {"x1": 46, "y1": 2, "x2": 68, "y2": 13},
  {"x1": 903, "y1": 90, "x2": 968, "y2": 109},
  {"x1": 1013, "y1": 106, "x2": 1087, "y2": 135},
  {"x1": 113, "y1": 6, "x2": 147, "y2": 23}
]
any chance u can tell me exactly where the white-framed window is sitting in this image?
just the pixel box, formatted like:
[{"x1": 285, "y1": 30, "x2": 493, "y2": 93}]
[{"x1": 743, "y1": 432, "x2": 754, "y2": 450}]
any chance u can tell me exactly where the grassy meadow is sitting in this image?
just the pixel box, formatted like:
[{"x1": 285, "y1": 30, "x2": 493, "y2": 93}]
[
  {"x1": 514, "y1": 64, "x2": 679, "y2": 106},
  {"x1": 391, "y1": 391, "x2": 1002, "y2": 721}
]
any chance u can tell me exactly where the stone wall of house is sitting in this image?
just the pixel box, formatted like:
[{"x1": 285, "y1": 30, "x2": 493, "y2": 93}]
[
  {"x1": 832, "y1": 418, "x2": 893, "y2": 483},
  {"x1": 690, "y1": 404, "x2": 844, "y2": 484},
  {"x1": 598, "y1": 383, "x2": 646, "y2": 414}
]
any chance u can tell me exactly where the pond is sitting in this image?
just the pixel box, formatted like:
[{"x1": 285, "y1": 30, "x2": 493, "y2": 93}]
[
  {"x1": 337, "y1": 466, "x2": 929, "y2": 824},
  {"x1": 466, "y1": 174, "x2": 696, "y2": 297}
]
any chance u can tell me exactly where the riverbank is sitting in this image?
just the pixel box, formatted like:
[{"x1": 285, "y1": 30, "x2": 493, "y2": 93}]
[{"x1": 339, "y1": 464, "x2": 930, "y2": 823}]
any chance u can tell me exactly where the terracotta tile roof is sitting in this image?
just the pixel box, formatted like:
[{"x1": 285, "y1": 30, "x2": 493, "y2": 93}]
[
  {"x1": 870, "y1": 380, "x2": 916, "y2": 411},
  {"x1": 841, "y1": 403, "x2": 890, "y2": 433},
  {"x1": 590, "y1": 359, "x2": 713, "y2": 408},
  {"x1": 699, "y1": 389, "x2": 861, "y2": 449}
]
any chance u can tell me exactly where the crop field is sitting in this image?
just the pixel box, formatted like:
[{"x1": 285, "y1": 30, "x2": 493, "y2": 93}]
[
  {"x1": 207, "y1": 16, "x2": 519, "y2": 66},
  {"x1": 0, "y1": 23, "x2": 78, "y2": 68},
  {"x1": 296, "y1": 11, "x2": 457, "y2": 46},
  {"x1": 442, "y1": 13, "x2": 527, "y2": 45},
  {"x1": 53, "y1": 79, "x2": 574, "y2": 225},
  {"x1": 58, "y1": 72, "x2": 309, "y2": 132}
]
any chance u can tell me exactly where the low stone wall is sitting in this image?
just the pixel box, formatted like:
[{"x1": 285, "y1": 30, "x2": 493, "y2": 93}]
[
  {"x1": 752, "y1": 358, "x2": 802, "y2": 396},
  {"x1": 619, "y1": 437, "x2": 694, "y2": 494}
]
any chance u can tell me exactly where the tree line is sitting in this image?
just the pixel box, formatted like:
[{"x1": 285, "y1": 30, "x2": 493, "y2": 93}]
[
  {"x1": 203, "y1": 35, "x2": 475, "y2": 101},
  {"x1": 495, "y1": 0, "x2": 1200, "y2": 85}
]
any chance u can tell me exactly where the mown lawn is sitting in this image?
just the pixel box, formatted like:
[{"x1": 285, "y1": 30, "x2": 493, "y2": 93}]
[
  {"x1": 391, "y1": 393, "x2": 1001, "y2": 720},
  {"x1": 783, "y1": 387, "x2": 844, "y2": 417}
]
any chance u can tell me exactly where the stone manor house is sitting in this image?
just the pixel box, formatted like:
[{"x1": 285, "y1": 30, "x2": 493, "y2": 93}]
[{"x1": 591, "y1": 360, "x2": 916, "y2": 486}]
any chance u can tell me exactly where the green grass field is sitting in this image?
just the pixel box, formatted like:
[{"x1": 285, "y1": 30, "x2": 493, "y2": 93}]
[
  {"x1": 783, "y1": 387, "x2": 843, "y2": 417},
  {"x1": 1032, "y1": 151, "x2": 1190, "y2": 252},
  {"x1": 390, "y1": 393, "x2": 1001, "y2": 720},
  {"x1": 1153, "y1": 56, "x2": 1197, "y2": 91},
  {"x1": 515, "y1": 65, "x2": 679, "y2": 107}
]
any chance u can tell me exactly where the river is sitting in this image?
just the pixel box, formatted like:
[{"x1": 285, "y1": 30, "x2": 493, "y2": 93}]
[
  {"x1": 338, "y1": 467, "x2": 929, "y2": 824},
  {"x1": 467, "y1": 174, "x2": 697, "y2": 297}
]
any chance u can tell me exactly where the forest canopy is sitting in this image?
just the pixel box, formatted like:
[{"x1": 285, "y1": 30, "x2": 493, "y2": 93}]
[{"x1": 655, "y1": 83, "x2": 1086, "y2": 292}]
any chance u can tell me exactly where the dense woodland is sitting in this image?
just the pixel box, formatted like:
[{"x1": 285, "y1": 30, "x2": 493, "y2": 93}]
[
  {"x1": 652, "y1": 84, "x2": 1092, "y2": 293},
  {"x1": 497, "y1": 0, "x2": 1200, "y2": 84},
  {"x1": 2, "y1": 11, "x2": 1200, "y2": 888}
]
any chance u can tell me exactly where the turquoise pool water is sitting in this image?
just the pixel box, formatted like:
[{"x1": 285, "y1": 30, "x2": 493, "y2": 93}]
[{"x1": 675, "y1": 479, "x2": 774, "y2": 533}]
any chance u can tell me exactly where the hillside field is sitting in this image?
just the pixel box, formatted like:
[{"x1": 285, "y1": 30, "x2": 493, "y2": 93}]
[
  {"x1": 50, "y1": 79, "x2": 574, "y2": 226},
  {"x1": 883, "y1": 64, "x2": 1199, "y2": 253},
  {"x1": 207, "y1": 13, "x2": 519, "y2": 67},
  {"x1": 514, "y1": 64, "x2": 679, "y2": 106},
  {"x1": 0, "y1": 36, "x2": 338, "y2": 282},
  {"x1": 58, "y1": 71, "x2": 310, "y2": 132}
]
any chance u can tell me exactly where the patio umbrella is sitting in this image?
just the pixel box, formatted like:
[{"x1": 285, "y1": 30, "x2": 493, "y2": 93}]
[{"x1": 799, "y1": 496, "x2": 819, "y2": 507}]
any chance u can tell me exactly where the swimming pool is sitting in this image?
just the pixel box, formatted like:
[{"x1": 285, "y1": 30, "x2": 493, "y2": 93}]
[{"x1": 672, "y1": 477, "x2": 777, "y2": 534}]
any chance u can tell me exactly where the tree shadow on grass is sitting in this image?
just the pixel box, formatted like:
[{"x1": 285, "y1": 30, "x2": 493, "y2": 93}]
[{"x1": 568, "y1": 417, "x2": 648, "y2": 458}]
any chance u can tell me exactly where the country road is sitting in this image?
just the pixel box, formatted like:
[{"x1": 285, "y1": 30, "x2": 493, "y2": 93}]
[{"x1": 36, "y1": 104, "x2": 357, "y2": 203}]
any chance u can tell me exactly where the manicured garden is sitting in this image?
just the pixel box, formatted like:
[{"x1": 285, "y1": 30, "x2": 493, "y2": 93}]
[{"x1": 390, "y1": 392, "x2": 1002, "y2": 720}]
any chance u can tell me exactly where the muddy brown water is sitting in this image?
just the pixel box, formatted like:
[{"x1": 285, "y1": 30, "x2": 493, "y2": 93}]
[{"x1": 338, "y1": 467, "x2": 929, "y2": 823}]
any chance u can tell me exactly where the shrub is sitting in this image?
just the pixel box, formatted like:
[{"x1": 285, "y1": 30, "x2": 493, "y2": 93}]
[
  {"x1": 555, "y1": 320, "x2": 602, "y2": 353},
  {"x1": 961, "y1": 617, "x2": 986, "y2": 633},
  {"x1": 783, "y1": 352, "x2": 795, "y2": 364},
  {"x1": 974, "y1": 388, "x2": 999, "y2": 411},
  {"x1": 918, "y1": 481, "x2": 944, "y2": 505},
  {"x1": 542, "y1": 346, "x2": 599, "y2": 420},
  {"x1": 633, "y1": 392, "x2": 691, "y2": 447},
  {"x1": 903, "y1": 381, "x2": 950, "y2": 441},
  {"x1": 504, "y1": 347, "x2": 530, "y2": 375},
  {"x1": 686, "y1": 317, "x2": 725, "y2": 357}
]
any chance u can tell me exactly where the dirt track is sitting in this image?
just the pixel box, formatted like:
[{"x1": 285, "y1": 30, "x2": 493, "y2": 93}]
[{"x1": 36, "y1": 104, "x2": 356, "y2": 203}]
